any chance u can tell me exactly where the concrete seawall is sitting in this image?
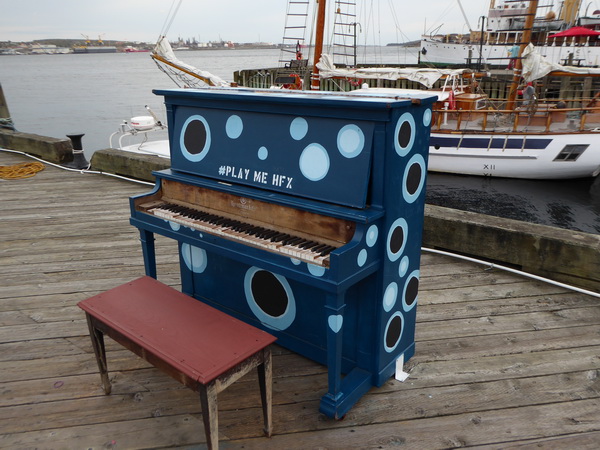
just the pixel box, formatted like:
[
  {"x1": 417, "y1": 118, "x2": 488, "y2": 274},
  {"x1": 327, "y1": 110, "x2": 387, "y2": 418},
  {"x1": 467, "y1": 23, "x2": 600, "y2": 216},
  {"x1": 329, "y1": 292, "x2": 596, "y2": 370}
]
[{"x1": 2, "y1": 131, "x2": 599, "y2": 294}]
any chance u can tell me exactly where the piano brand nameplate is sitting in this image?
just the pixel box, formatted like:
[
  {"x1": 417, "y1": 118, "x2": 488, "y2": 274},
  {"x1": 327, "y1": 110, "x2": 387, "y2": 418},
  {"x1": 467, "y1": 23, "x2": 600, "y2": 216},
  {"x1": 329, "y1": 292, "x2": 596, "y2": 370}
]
[{"x1": 155, "y1": 88, "x2": 412, "y2": 208}]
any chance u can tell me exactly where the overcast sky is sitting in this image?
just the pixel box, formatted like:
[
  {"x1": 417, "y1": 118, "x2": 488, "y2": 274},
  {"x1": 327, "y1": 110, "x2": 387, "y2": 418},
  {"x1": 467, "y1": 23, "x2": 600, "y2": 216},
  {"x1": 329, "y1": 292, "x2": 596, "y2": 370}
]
[{"x1": 0, "y1": 1, "x2": 589, "y2": 45}]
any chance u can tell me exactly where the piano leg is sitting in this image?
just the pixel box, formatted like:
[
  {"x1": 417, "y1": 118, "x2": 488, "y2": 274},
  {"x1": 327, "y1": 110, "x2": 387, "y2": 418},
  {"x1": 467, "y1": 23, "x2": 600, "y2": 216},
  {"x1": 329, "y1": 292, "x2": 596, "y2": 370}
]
[
  {"x1": 139, "y1": 229, "x2": 157, "y2": 279},
  {"x1": 320, "y1": 293, "x2": 372, "y2": 419}
]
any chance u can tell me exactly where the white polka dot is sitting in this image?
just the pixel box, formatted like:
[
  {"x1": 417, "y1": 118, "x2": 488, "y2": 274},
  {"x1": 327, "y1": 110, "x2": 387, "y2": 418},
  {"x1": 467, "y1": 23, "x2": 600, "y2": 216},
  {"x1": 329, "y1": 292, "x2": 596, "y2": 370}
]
[
  {"x1": 290, "y1": 117, "x2": 308, "y2": 140},
  {"x1": 226, "y1": 115, "x2": 243, "y2": 139},
  {"x1": 299, "y1": 143, "x2": 330, "y2": 181},
  {"x1": 337, "y1": 124, "x2": 364, "y2": 158},
  {"x1": 258, "y1": 146, "x2": 268, "y2": 160},
  {"x1": 308, "y1": 263, "x2": 326, "y2": 277},
  {"x1": 366, "y1": 225, "x2": 378, "y2": 247},
  {"x1": 181, "y1": 243, "x2": 207, "y2": 273},
  {"x1": 423, "y1": 109, "x2": 432, "y2": 127},
  {"x1": 383, "y1": 282, "x2": 398, "y2": 312},
  {"x1": 399, "y1": 256, "x2": 410, "y2": 277},
  {"x1": 357, "y1": 249, "x2": 367, "y2": 267}
]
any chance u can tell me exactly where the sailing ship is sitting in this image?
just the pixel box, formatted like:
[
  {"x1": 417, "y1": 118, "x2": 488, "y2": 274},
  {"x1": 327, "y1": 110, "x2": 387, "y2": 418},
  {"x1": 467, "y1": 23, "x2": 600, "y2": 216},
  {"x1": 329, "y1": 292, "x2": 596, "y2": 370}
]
[
  {"x1": 420, "y1": 0, "x2": 600, "y2": 68},
  {"x1": 141, "y1": 0, "x2": 600, "y2": 179}
]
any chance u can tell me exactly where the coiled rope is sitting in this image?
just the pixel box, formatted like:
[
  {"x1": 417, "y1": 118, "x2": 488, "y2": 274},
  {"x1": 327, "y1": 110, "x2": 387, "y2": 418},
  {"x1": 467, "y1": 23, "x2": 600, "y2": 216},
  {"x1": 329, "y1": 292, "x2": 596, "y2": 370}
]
[{"x1": 0, "y1": 161, "x2": 45, "y2": 179}]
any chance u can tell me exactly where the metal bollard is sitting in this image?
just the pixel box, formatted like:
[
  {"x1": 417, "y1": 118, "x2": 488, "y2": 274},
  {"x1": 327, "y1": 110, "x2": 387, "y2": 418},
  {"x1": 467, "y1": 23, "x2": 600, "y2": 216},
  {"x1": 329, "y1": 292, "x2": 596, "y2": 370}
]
[{"x1": 63, "y1": 133, "x2": 90, "y2": 169}]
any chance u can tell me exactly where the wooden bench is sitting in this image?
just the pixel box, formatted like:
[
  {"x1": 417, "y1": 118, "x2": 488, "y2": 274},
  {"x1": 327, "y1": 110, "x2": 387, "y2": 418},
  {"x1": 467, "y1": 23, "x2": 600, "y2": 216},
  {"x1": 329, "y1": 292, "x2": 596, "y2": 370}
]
[{"x1": 78, "y1": 276, "x2": 276, "y2": 449}]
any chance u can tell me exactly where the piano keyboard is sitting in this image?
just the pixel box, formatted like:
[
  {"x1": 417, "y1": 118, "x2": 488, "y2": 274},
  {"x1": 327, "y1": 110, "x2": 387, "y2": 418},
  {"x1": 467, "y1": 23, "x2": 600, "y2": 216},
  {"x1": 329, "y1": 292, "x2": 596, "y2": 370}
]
[{"x1": 146, "y1": 202, "x2": 338, "y2": 266}]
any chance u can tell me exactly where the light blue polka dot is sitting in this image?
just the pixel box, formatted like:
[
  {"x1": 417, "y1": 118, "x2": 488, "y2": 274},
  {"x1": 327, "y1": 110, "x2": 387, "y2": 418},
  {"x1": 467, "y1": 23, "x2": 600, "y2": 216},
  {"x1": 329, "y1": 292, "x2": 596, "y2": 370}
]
[
  {"x1": 383, "y1": 282, "x2": 398, "y2": 312},
  {"x1": 258, "y1": 146, "x2": 268, "y2": 160},
  {"x1": 366, "y1": 224, "x2": 378, "y2": 247},
  {"x1": 399, "y1": 255, "x2": 410, "y2": 277},
  {"x1": 291, "y1": 258, "x2": 301, "y2": 265},
  {"x1": 168, "y1": 221, "x2": 180, "y2": 231},
  {"x1": 299, "y1": 143, "x2": 330, "y2": 181},
  {"x1": 226, "y1": 115, "x2": 243, "y2": 139},
  {"x1": 423, "y1": 109, "x2": 432, "y2": 127},
  {"x1": 290, "y1": 117, "x2": 308, "y2": 140},
  {"x1": 181, "y1": 243, "x2": 207, "y2": 273},
  {"x1": 308, "y1": 263, "x2": 326, "y2": 277},
  {"x1": 337, "y1": 124, "x2": 364, "y2": 158},
  {"x1": 357, "y1": 249, "x2": 367, "y2": 267}
]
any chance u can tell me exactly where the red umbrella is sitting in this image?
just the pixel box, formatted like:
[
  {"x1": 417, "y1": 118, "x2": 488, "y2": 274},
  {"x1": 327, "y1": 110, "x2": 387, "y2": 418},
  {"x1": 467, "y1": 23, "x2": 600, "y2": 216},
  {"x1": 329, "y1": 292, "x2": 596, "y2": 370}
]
[{"x1": 549, "y1": 26, "x2": 600, "y2": 38}]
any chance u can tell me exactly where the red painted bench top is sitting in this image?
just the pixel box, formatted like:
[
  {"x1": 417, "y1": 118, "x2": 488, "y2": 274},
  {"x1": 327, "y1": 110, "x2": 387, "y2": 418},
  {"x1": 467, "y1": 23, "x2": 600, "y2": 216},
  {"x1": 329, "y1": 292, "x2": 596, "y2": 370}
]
[{"x1": 78, "y1": 276, "x2": 276, "y2": 384}]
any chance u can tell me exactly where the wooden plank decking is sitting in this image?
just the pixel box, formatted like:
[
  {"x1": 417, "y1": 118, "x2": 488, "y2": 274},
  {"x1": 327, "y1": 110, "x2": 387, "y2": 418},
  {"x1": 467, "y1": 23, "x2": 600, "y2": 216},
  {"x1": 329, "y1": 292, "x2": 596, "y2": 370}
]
[{"x1": 1, "y1": 151, "x2": 599, "y2": 449}]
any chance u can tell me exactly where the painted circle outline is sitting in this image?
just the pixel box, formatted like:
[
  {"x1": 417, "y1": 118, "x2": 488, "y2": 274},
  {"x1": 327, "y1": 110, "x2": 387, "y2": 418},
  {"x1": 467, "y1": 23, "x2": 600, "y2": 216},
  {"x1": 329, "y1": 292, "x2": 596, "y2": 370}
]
[
  {"x1": 244, "y1": 267, "x2": 296, "y2": 331},
  {"x1": 402, "y1": 153, "x2": 426, "y2": 204},
  {"x1": 394, "y1": 112, "x2": 416, "y2": 157},
  {"x1": 386, "y1": 217, "x2": 408, "y2": 262},
  {"x1": 402, "y1": 269, "x2": 420, "y2": 312},
  {"x1": 384, "y1": 311, "x2": 405, "y2": 353},
  {"x1": 179, "y1": 114, "x2": 211, "y2": 162}
]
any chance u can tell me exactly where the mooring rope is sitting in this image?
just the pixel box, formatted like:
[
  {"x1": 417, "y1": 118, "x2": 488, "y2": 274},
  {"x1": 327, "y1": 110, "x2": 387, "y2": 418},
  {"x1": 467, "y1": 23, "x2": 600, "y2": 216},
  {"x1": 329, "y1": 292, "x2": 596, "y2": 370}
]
[{"x1": 0, "y1": 161, "x2": 45, "y2": 179}]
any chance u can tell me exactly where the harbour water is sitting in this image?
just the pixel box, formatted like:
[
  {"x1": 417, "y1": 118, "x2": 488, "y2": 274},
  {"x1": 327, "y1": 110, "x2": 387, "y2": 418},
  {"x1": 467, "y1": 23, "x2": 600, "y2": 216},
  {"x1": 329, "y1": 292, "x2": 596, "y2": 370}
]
[{"x1": 1, "y1": 48, "x2": 599, "y2": 233}]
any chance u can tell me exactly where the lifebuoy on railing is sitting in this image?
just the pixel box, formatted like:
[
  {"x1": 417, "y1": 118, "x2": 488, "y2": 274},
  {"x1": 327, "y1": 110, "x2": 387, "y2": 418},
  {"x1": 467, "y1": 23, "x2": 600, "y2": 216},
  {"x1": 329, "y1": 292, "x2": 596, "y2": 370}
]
[{"x1": 283, "y1": 73, "x2": 303, "y2": 90}]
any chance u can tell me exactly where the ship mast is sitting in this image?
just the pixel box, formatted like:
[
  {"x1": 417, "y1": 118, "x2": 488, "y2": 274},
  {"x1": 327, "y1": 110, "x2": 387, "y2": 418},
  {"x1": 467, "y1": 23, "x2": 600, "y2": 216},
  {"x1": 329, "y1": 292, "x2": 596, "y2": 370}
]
[
  {"x1": 311, "y1": 0, "x2": 327, "y2": 90},
  {"x1": 506, "y1": 0, "x2": 538, "y2": 110}
]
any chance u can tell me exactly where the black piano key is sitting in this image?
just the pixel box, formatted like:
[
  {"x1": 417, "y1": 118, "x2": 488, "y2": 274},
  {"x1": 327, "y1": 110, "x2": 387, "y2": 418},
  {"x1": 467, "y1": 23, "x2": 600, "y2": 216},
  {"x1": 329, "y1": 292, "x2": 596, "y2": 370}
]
[
  {"x1": 258, "y1": 230, "x2": 278, "y2": 239},
  {"x1": 319, "y1": 246, "x2": 337, "y2": 256},
  {"x1": 244, "y1": 226, "x2": 264, "y2": 235},
  {"x1": 300, "y1": 240, "x2": 318, "y2": 249},
  {"x1": 284, "y1": 237, "x2": 303, "y2": 246},
  {"x1": 311, "y1": 244, "x2": 328, "y2": 253},
  {"x1": 271, "y1": 233, "x2": 290, "y2": 242}
]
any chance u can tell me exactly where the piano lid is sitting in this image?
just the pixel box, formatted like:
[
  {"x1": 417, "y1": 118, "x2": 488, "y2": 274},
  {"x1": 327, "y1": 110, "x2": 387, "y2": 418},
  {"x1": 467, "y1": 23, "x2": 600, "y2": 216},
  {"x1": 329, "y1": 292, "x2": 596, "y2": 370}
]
[{"x1": 154, "y1": 87, "x2": 436, "y2": 209}]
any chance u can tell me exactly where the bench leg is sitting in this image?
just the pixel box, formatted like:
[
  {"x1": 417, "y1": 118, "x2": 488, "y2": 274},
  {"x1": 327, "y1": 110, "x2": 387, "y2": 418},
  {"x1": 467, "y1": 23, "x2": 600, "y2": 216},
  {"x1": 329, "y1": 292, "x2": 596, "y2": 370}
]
[
  {"x1": 85, "y1": 314, "x2": 111, "y2": 395},
  {"x1": 199, "y1": 381, "x2": 219, "y2": 450},
  {"x1": 257, "y1": 347, "x2": 273, "y2": 437}
]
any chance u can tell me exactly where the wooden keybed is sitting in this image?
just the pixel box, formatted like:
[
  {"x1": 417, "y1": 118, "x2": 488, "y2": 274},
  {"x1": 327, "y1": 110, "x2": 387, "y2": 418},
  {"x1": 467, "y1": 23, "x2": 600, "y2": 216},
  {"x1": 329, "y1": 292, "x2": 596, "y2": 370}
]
[{"x1": 133, "y1": 179, "x2": 357, "y2": 267}]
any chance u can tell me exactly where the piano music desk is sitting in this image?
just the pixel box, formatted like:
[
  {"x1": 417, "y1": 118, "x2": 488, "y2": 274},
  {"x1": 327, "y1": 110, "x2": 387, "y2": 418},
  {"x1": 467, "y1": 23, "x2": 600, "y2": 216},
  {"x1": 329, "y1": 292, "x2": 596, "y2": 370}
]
[{"x1": 78, "y1": 276, "x2": 277, "y2": 449}]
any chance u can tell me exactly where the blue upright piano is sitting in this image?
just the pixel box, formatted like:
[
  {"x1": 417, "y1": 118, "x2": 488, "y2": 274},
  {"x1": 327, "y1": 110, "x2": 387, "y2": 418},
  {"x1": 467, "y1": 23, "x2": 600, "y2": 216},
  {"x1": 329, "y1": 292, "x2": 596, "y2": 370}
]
[{"x1": 130, "y1": 87, "x2": 436, "y2": 418}]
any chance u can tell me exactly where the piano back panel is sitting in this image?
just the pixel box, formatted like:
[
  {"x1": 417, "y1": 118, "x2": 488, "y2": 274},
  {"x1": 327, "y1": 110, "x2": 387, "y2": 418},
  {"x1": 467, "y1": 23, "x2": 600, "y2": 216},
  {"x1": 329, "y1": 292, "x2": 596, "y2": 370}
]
[{"x1": 150, "y1": 88, "x2": 436, "y2": 387}]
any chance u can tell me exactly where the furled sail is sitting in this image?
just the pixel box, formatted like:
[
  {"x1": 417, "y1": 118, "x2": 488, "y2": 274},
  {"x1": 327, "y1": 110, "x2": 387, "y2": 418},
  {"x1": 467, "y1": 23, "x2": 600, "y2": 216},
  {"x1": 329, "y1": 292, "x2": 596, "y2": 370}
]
[
  {"x1": 315, "y1": 53, "x2": 475, "y2": 89},
  {"x1": 521, "y1": 43, "x2": 600, "y2": 81},
  {"x1": 151, "y1": 36, "x2": 230, "y2": 88}
]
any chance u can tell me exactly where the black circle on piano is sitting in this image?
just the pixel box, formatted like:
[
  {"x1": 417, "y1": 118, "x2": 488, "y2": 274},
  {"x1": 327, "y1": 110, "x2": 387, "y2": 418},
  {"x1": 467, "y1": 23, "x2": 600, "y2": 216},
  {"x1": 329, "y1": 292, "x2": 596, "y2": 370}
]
[
  {"x1": 394, "y1": 112, "x2": 415, "y2": 157},
  {"x1": 405, "y1": 274, "x2": 419, "y2": 308},
  {"x1": 184, "y1": 119, "x2": 208, "y2": 156},
  {"x1": 402, "y1": 153, "x2": 426, "y2": 204},
  {"x1": 402, "y1": 270, "x2": 420, "y2": 311},
  {"x1": 390, "y1": 227, "x2": 405, "y2": 255},
  {"x1": 398, "y1": 121, "x2": 412, "y2": 149},
  {"x1": 251, "y1": 270, "x2": 289, "y2": 317},
  {"x1": 384, "y1": 312, "x2": 404, "y2": 352},
  {"x1": 406, "y1": 161, "x2": 422, "y2": 196},
  {"x1": 386, "y1": 218, "x2": 408, "y2": 262}
]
